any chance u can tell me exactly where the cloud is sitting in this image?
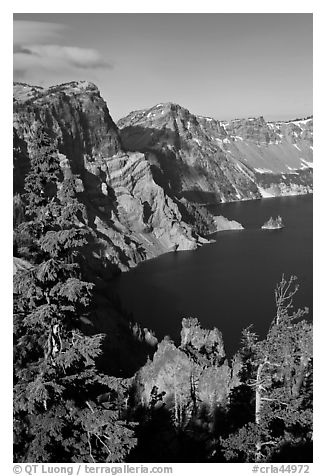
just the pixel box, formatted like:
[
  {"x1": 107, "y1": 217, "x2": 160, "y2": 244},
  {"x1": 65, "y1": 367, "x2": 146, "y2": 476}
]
[
  {"x1": 13, "y1": 20, "x2": 112, "y2": 83},
  {"x1": 14, "y1": 44, "x2": 112, "y2": 74},
  {"x1": 14, "y1": 20, "x2": 65, "y2": 45}
]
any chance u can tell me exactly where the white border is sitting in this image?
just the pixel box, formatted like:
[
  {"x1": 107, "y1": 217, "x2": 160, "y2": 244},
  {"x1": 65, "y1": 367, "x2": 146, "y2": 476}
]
[{"x1": 3, "y1": 2, "x2": 323, "y2": 474}]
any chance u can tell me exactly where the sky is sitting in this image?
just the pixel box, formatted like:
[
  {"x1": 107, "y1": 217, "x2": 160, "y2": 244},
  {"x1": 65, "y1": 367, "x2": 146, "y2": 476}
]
[{"x1": 13, "y1": 13, "x2": 312, "y2": 122}]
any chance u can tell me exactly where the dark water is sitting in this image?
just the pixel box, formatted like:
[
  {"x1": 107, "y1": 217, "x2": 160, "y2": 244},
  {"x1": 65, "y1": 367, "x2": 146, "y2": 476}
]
[{"x1": 111, "y1": 195, "x2": 312, "y2": 357}]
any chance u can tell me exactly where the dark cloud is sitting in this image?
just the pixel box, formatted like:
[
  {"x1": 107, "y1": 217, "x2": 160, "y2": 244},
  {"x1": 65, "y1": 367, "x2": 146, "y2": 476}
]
[{"x1": 13, "y1": 45, "x2": 33, "y2": 55}]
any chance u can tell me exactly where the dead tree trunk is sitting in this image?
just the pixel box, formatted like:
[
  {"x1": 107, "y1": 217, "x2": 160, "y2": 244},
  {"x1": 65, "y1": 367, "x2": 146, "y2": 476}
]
[{"x1": 255, "y1": 358, "x2": 267, "y2": 461}]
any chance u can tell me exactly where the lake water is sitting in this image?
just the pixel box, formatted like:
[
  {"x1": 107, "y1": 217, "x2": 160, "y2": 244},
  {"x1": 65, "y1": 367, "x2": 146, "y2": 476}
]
[{"x1": 111, "y1": 195, "x2": 312, "y2": 357}]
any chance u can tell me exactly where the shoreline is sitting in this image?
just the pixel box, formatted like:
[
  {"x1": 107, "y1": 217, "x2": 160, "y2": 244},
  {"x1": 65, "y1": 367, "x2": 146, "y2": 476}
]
[{"x1": 115, "y1": 191, "x2": 313, "y2": 274}]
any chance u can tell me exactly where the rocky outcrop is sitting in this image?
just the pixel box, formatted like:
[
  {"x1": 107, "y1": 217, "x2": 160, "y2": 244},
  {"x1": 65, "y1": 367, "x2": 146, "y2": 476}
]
[
  {"x1": 135, "y1": 318, "x2": 230, "y2": 412},
  {"x1": 212, "y1": 216, "x2": 243, "y2": 231},
  {"x1": 261, "y1": 216, "x2": 284, "y2": 230},
  {"x1": 118, "y1": 104, "x2": 313, "y2": 203}
]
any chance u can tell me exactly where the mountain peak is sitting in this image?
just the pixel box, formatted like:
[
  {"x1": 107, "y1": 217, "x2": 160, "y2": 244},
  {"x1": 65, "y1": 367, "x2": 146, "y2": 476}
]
[
  {"x1": 48, "y1": 80, "x2": 99, "y2": 93},
  {"x1": 13, "y1": 80, "x2": 100, "y2": 104},
  {"x1": 117, "y1": 102, "x2": 195, "y2": 130},
  {"x1": 153, "y1": 102, "x2": 191, "y2": 115}
]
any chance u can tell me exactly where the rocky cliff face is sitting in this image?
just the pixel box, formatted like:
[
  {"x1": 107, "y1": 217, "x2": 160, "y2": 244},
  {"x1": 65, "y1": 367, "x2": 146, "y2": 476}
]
[
  {"x1": 118, "y1": 104, "x2": 313, "y2": 202},
  {"x1": 13, "y1": 82, "x2": 312, "y2": 271},
  {"x1": 135, "y1": 318, "x2": 231, "y2": 412},
  {"x1": 13, "y1": 82, "x2": 207, "y2": 271}
]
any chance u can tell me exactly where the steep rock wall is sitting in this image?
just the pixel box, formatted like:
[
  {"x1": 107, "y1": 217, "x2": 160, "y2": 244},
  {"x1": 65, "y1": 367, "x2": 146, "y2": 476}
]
[{"x1": 13, "y1": 82, "x2": 204, "y2": 271}]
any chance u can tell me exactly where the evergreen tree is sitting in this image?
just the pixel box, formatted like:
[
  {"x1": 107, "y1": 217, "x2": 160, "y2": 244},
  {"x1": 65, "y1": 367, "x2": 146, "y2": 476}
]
[
  {"x1": 14, "y1": 125, "x2": 136, "y2": 462},
  {"x1": 221, "y1": 276, "x2": 312, "y2": 462}
]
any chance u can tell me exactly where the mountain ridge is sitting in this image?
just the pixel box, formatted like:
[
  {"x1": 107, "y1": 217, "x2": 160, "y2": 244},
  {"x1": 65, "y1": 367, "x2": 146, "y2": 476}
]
[
  {"x1": 118, "y1": 101, "x2": 313, "y2": 203},
  {"x1": 13, "y1": 81, "x2": 313, "y2": 272}
]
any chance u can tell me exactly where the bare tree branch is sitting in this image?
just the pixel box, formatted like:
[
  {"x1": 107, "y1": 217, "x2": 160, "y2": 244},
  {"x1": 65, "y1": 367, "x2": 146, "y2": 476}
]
[{"x1": 87, "y1": 431, "x2": 96, "y2": 463}]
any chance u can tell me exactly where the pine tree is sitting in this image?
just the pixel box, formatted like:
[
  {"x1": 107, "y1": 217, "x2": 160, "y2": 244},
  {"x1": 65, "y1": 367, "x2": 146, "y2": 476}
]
[
  {"x1": 222, "y1": 276, "x2": 312, "y2": 462},
  {"x1": 14, "y1": 125, "x2": 136, "y2": 462}
]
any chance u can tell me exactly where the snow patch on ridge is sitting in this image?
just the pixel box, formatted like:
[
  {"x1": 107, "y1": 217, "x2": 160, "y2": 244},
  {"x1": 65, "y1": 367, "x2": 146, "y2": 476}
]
[
  {"x1": 286, "y1": 166, "x2": 299, "y2": 175},
  {"x1": 300, "y1": 159, "x2": 313, "y2": 168},
  {"x1": 254, "y1": 167, "x2": 274, "y2": 174},
  {"x1": 290, "y1": 118, "x2": 312, "y2": 126}
]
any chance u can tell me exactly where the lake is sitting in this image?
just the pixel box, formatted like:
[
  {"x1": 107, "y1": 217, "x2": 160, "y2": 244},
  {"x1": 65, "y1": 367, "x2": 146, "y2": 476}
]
[{"x1": 111, "y1": 194, "x2": 312, "y2": 357}]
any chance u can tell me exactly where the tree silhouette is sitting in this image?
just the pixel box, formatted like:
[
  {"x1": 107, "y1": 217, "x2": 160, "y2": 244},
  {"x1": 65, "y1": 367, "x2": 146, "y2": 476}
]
[
  {"x1": 221, "y1": 276, "x2": 312, "y2": 462},
  {"x1": 14, "y1": 125, "x2": 136, "y2": 462}
]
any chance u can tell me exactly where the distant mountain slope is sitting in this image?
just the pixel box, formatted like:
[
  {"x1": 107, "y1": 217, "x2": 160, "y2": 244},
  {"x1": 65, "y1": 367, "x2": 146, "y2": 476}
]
[{"x1": 118, "y1": 104, "x2": 313, "y2": 202}]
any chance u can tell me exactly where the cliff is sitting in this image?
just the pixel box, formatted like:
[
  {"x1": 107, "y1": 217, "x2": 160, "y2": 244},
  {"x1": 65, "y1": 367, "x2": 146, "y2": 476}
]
[
  {"x1": 13, "y1": 82, "x2": 312, "y2": 272},
  {"x1": 13, "y1": 82, "x2": 209, "y2": 272},
  {"x1": 118, "y1": 104, "x2": 313, "y2": 203},
  {"x1": 135, "y1": 318, "x2": 230, "y2": 411}
]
